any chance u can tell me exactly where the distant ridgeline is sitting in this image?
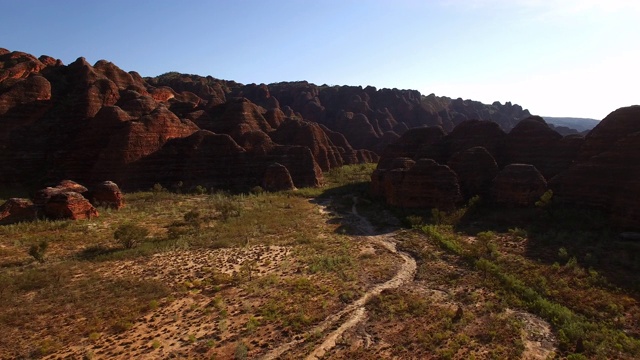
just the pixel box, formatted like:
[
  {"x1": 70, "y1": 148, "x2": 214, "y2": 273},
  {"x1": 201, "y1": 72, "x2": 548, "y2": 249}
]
[
  {"x1": 0, "y1": 47, "x2": 535, "y2": 192},
  {"x1": 2, "y1": 47, "x2": 638, "y2": 229}
]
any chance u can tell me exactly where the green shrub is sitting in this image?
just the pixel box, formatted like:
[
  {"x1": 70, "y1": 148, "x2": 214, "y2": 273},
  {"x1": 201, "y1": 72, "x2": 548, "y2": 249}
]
[
  {"x1": 114, "y1": 223, "x2": 149, "y2": 249},
  {"x1": 192, "y1": 185, "x2": 207, "y2": 195},
  {"x1": 234, "y1": 341, "x2": 248, "y2": 359},
  {"x1": 28, "y1": 240, "x2": 49, "y2": 263}
]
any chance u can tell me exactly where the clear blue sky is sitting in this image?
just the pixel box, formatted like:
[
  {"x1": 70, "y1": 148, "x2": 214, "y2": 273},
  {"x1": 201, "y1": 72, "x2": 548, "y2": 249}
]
[{"x1": 1, "y1": 0, "x2": 638, "y2": 119}]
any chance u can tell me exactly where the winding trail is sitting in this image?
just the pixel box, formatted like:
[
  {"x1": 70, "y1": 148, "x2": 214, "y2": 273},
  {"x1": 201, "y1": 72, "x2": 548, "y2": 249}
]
[{"x1": 262, "y1": 198, "x2": 417, "y2": 360}]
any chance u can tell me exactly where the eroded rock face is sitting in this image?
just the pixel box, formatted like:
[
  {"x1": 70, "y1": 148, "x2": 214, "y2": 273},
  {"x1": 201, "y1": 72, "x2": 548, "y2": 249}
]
[
  {"x1": 262, "y1": 163, "x2": 296, "y2": 192},
  {"x1": 0, "y1": 198, "x2": 36, "y2": 225},
  {"x1": 270, "y1": 118, "x2": 340, "y2": 171},
  {"x1": 491, "y1": 164, "x2": 547, "y2": 207}
]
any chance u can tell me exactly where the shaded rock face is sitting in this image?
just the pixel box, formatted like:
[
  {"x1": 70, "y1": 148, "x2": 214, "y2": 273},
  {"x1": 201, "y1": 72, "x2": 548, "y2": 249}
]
[
  {"x1": 550, "y1": 106, "x2": 640, "y2": 228},
  {"x1": 377, "y1": 126, "x2": 446, "y2": 169},
  {"x1": 0, "y1": 198, "x2": 36, "y2": 225},
  {"x1": 448, "y1": 146, "x2": 499, "y2": 200},
  {"x1": 262, "y1": 163, "x2": 295, "y2": 192},
  {"x1": 374, "y1": 158, "x2": 461, "y2": 210},
  {"x1": 578, "y1": 105, "x2": 640, "y2": 160},
  {"x1": 491, "y1": 164, "x2": 547, "y2": 207},
  {"x1": 505, "y1": 116, "x2": 578, "y2": 179},
  {"x1": 444, "y1": 120, "x2": 506, "y2": 165}
]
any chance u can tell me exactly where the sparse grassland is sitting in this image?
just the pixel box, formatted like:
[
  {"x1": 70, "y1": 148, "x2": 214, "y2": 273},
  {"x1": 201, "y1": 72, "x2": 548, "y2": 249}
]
[
  {"x1": 1, "y1": 162, "x2": 639, "y2": 359},
  {"x1": 0, "y1": 164, "x2": 395, "y2": 358}
]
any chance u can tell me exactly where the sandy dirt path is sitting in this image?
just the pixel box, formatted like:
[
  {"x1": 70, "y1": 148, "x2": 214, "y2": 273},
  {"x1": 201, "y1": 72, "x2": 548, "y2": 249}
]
[{"x1": 262, "y1": 197, "x2": 417, "y2": 360}]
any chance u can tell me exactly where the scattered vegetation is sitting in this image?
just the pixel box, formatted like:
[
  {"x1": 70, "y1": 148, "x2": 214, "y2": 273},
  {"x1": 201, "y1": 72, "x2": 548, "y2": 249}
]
[{"x1": 1, "y1": 163, "x2": 638, "y2": 359}]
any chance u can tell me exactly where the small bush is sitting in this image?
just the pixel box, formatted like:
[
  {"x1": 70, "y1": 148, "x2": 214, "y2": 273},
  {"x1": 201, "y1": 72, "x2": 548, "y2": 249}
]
[
  {"x1": 28, "y1": 240, "x2": 49, "y2": 263},
  {"x1": 192, "y1": 185, "x2": 207, "y2": 195},
  {"x1": 234, "y1": 341, "x2": 248, "y2": 359},
  {"x1": 114, "y1": 223, "x2": 149, "y2": 249},
  {"x1": 151, "y1": 183, "x2": 166, "y2": 194}
]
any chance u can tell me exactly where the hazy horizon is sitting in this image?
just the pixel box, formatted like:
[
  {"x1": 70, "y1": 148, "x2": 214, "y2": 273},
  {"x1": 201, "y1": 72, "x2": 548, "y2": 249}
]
[{"x1": 2, "y1": 0, "x2": 638, "y2": 120}]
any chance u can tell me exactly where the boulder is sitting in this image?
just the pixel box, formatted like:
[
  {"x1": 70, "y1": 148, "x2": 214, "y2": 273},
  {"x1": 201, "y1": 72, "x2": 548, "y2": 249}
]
[
  {"x1": 491, "y1": 164, "x2": 547, "y2": 207},
  {"x1": 44, "y1": 191, "x2": 98, "y2": 220},
  {"x1": 88, "y1": 181, "x2": 125, "y2": 209},
  {"x1": 32, "y1": 180, "x2": 99, "y2": 220}
]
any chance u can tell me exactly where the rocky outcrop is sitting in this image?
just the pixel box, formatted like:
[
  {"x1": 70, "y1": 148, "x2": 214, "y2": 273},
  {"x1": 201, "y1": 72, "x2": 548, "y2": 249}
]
[
  {"x1": 491, "y1": 164, "x2": 547, "y2": 207},
  {"x1": 448, "y1": 147, "x2": 499, "y2": 200},
  {"x1": 444, "y1": 120, "x2": 507, "y2": 165},
  {"x1": 374, "y1": 158, "x2": 461, "y2": 210},
  {"x1": 550, "y1": 106, "x2": 640, "y2": 228},
  {"x1": 577, "y1": 106, "x2": 640, "y2": 160},
  {"x1": 43, "y1": 191, "x2": 99, "y2": 220},
  {"x1": 269, "y1": 118, "x2": 341, "y2": 171},
  {"x1": 32, "y1": 180, "x2": 98, "y2": 220},
  {"x1": 0, "y1": 198, "x2": 36, "y2": 225},
  {"x1": 377, "y1": 126, "x2": 446, "y2": 169},
  {"x1": 262, "y1": 163, "x2": 296, "y2": 192},
  {"x1": 0, "y1": 180, "x2": 128, "y2": 223},
  {"x1": 505, "y1": 116, "x2": 573, "y2": 179},
  {"x1": 87, "y1": 181, "x2": 125, "y2": 209}
]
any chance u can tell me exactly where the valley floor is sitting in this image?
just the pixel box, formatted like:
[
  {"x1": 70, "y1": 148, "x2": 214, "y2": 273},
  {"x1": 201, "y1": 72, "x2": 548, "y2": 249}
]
[{"x1": 1, "y1": 165, "x2": 639, "y2": 359}]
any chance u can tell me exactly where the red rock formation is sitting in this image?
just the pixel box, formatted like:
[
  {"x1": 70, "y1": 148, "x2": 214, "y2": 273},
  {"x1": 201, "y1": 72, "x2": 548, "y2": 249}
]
[
  {"x1": 269, "y1": 118, "x2": 341, "y2": 171},
  {"x1": 370, "y1": 157, "x2": 415, "y2": 198},
  {"x1": 448, "y1": 146, "x2": 499, "y2": 200},
  {"x1": 491, "y1": 164, "x2": 547, "y2": 207},
  {"x1": 578, "y1": 106, "x2": 640, "y2": 160},
  {"x1": 262, "y1": 163, "x2": 296, "y2": 192},
  {"x1": 44, "y1": 191, "x2": 98, "y2": 220},
  {"x1": 377, "y1": 158, "x2": 461, "y2": 210},
  {"x1": 93, "y1": 60, "x2": 139, "y2": 90},
  {"x1": 0, "y1": 198, "x2": 36, "y2": 224},
  {"x1": 0, "y1": 50, "x2": 47, "y2": 82},
  {"x1": 88, "y1": 181, "x2": 125, "y2": 209},
  {"x1": 32, "y1": 180, "x2": 98, "y2": 220},
  {"x1": 550, "y1": 106, "x2": 640, "y2": 229},
  {"x1": 377, "y1": 126, "x2": 446, "y2": 169},
  {"x1": 203, "y1": 97, "x2": 272, "y2": 142},
  {"x1": 444, "y1": 120, "x2": 507, "y2": 165},
  {"x1": 505, "y1": 116, "x2": 570, "y2": 179}
]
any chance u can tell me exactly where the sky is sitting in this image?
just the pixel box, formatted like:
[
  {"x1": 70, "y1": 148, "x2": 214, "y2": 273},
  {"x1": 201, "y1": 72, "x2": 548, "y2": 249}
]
[{"x1": 1, "y1": 0, "x2": 638, "y2": 119}]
